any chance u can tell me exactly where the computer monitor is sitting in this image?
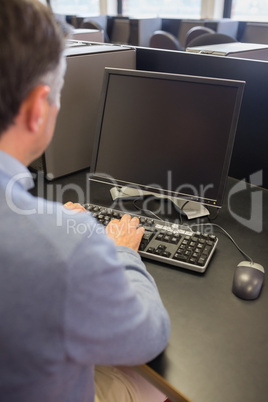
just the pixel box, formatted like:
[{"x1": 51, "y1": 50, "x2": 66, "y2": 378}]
[{"x1": 90, "y1": 68, "x2": 245, "y2": 219}]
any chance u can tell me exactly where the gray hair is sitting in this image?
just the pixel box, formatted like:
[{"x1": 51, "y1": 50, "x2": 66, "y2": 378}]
[{"x1": 40, "y1": 56, "x2": 67, "y2": 109}]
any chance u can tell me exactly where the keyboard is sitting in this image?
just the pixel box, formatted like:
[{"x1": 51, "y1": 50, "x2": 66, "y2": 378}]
[{"x1": 84, "y1": 203, "x2": 218, "y2": 273}]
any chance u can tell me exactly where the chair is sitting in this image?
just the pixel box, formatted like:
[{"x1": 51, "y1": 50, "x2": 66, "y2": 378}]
[
  {"x1": 81, "y1": 19, "x2": 110, "y2": 42},
  {"x1": 149, "y1": 30, "x2": 182, "y2": 51},
  {"x1": 186, "y1": 33, "x2": 237, "y2": 48},
  {"x1": 177, "y1": 20, "x2": 205, "y2": 49},
  {"x1": 185, "y1": 26, "x2": 215, "y2": 48}
]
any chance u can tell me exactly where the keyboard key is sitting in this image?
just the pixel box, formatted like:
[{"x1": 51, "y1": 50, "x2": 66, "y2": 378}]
[
  {"x1": 163, "y1": 235, "x2": 171, "y2": 243},
  {"x1": 170, "y1": 236, "x2": 180, "y2": 244},
  {"x1": 140, "y1": 231, "x2": 154, "y2": 249},
  {"x1": 173, "y1": 253, "x2": 188, "y2": 262},
  {"x1": 203, "y1": 246, "x2": 211, "y2": 255},
  {"x1": 197, "y1": 256, "x2": 207, "y2": 266},
  {"x1": 155, "y1": 233, "x2": 164, "y2": 241},
  {"x1": 162, "y1": 251, "x2": 171, "y2": 258}
]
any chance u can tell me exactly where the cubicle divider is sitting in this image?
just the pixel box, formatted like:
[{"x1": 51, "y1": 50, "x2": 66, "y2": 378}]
[
  {"x1": 135, "y1": 46, "x2": 268, "y2": 188},
  {"x1": 32, "y1": 42, "x2": 136, "y2": 180}
]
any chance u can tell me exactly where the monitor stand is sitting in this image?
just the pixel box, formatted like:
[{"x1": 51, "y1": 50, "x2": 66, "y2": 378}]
[{"x1": 110, "y1": 186, "x2": 210, "y2": 220}]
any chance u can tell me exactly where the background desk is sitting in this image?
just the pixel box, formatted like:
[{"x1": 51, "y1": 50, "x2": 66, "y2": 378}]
[{"x1": 31, "y1": 173, "x2": 268, "y2": 402}]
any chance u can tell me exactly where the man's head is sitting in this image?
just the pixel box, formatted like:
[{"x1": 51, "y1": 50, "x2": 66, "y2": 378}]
[{"x1": 0, "y1": 0, "x2": 66, "y2": 138}]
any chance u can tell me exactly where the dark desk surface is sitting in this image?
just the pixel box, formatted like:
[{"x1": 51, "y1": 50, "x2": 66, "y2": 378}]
[
  {"x1": 142, "y1": 178, "x2": 268, "y2": 402},
  {"x1": 31, "y1": 172, "x2": 268, "y2": 402}
]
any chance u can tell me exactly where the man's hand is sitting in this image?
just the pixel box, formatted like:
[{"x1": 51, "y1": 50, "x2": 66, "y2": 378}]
[
  {"x1": 106, "y1": 214, "x2": 145, "y2": 252},
  {"x1": 63, "y1": 201, "x2": 86, "y2": 213}
]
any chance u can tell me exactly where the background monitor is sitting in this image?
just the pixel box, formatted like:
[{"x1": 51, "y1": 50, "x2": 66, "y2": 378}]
[{"x1": 90, "y1": 68, "x2": 244, "y2": 218}]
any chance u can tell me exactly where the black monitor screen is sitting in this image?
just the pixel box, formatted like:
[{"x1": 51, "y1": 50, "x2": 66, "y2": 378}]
[{"x1": 90, "y1": 68, "x2": 244, "y2": 209}]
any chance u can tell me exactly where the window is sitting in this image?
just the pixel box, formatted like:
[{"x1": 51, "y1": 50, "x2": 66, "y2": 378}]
[
  {"x1": 50, "y1": 0, "x2": 99, "y2": 15},
  {"x1": 122, "y1": 0, "x2": 201, "y2": 18},
  {"x1": 231, "y1": 0, "x2": 268, "y2": 21}
]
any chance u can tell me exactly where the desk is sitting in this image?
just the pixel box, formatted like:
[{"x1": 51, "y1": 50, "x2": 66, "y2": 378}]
[
  {"x1": 186, "y1": 41, "x2": 268, "y2": 61},
  {"x1": 31, "y1": 173, "x2": 268, "y2": 402}
]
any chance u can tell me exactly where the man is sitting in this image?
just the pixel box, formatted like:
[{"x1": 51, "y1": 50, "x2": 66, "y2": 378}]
[{"x1": 0, "y1": 1, "x2": 170, "y2": 401}]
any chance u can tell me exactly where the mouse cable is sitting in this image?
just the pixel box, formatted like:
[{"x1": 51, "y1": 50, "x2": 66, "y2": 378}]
[
  {"x1": 190, "y1": 222, "x2": 254, "y2": 264},
  {"x1": 132, "y1": 196, "x2": 187, "y2": 225},
  {"x1": 207, "y1": 208, "x2": 221, "y2": 221},
  {"x1": 133, "y1": 197, "x2": 189, "y2": 225},
  {"x1": 132, "y1": 198, "x2": 166, "y2": 222}
]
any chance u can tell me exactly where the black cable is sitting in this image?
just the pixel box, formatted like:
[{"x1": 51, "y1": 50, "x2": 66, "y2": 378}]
[
  {"x1": 180, "y1": 200, "x2": 189, "y2": 211},
  {"x1": 191, "y1": 222, "x2": 254, "y2": 263},
  {"x1": 132, "y1": 197, "x2": 165, "y2": 221},
  {"x1": 207, "y1": 208, "x2": 221, "y2": 221}
]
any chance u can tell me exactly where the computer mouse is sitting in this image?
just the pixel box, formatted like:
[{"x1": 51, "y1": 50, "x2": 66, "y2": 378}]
[{"x1": 232, "y1": 261, "x2": 265, "y2": 300}]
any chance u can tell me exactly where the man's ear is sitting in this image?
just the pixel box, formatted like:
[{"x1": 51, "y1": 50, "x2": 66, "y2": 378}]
[{"x1": 25, "y1": 85, "x2": 51, "y2": 133}]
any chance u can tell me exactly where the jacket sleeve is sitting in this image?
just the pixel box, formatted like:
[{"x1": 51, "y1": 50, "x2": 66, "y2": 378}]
[{"x1": 64, "y1": 216, "x2": 170, "y2": 366}]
